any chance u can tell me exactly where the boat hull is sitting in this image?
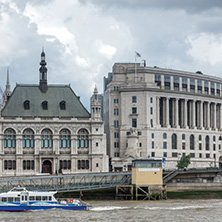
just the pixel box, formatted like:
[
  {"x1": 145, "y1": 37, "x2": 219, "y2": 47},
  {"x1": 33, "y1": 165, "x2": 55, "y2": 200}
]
[{"x1": 0, "y1": 205, "x2": 87, "y2": 211}]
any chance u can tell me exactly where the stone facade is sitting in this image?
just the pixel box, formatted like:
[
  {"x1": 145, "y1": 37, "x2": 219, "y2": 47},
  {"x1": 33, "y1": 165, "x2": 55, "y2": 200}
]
[
  {"x1": 0, "y1": 52, "x2": 108, "y2": 176},
  {"x1": 104, "y1": 63, "x2": 222, "y2": 171}
]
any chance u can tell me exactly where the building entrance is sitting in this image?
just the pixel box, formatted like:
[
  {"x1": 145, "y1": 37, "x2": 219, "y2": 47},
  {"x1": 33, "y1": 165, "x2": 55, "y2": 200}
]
[{"x1": 42, "y1": 160, "x2": 52, "y2": 174}]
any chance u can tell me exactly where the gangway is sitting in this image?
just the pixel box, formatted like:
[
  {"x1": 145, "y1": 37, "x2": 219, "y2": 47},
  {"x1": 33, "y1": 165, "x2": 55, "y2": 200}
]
[{"x1": 0, "y1": 172, "x2": 132, "y2": 193}]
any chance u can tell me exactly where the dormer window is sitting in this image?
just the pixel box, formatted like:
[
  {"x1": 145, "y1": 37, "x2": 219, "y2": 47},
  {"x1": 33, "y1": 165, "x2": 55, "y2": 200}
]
[
  {"x1": 24, "y1": 100, "x2": 30, "y2": 110},
  {"x1": 42, "y1": 101, "x2": 48, "y2": 110},
  {"x1": 60, "y1": 101, "x2": 66, "y2": 110}
]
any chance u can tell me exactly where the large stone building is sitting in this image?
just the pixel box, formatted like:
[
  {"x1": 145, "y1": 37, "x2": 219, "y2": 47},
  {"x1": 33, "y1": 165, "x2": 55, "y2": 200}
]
[
  {"x1": 0, "y1": 51, "x2": 108, "y2": 176},
  {"x1": 104, "y1": 63, "x2": 222, "y2": 171}
]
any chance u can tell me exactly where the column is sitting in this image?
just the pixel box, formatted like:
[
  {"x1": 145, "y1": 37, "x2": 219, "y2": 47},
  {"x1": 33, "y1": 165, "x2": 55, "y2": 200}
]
[
  {"x1": 220, "y1": 104, "x2": 222, "y2": 130},
  {"x1": 175, "y1": 98, "x2": 179, "y2": 128},
  {"x1": 192, "y1": 100, "x2": 196, "y2": 128},
  {"x1": 71, "y1": 136, "x2": 77, "y2": 154},
  {"x1": 214, "y1": 103, "x2": 217, "y2": 130},
  {"x1": 161, "y1": 75, "x2": 164, "y2": 90},
  {"x1": 184, "y1": 99, "x2": 187, "y2": 128},
  {"x1": 207, "y1": 102, "x2": 210, "y2": 129},
  {"x1": 166, "y1": 97, "x2": 169, "y2": 128},
  {"x1": 200, "y1": 101, "x2": 203, "y2": 129},
  {"x1": 156, "y1": 96, "x2": 160, "y2": 126}
]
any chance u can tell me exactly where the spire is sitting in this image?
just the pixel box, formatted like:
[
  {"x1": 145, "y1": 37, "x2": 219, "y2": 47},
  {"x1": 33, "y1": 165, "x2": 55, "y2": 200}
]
[
  {"x1": 39, "y1": 48, "x2": 48, "y2": 92},
  {"x1": 93, "y1": 85, "x2": 98, "y2": 100},
  {"x1": 91, "y1": 85, "x2": 102, "y2": 121},
  {"x1": 5, "y1": 67, "x2": 11, "y2": 102}
]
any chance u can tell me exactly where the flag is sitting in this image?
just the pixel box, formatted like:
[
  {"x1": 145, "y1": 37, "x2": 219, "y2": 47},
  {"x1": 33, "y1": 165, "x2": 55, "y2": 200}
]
[
  {"x1": 80, "y1": 191, "x2": 83, "y2": 197},
  {"x1": 135, "y1": 51, "x2": 141, "y2": 57}
]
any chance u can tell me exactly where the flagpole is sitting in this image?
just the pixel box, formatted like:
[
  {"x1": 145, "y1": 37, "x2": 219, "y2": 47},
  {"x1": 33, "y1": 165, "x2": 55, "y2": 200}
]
[{"x1": 135, "y1": 52, "x2": 137, "y2": 83}]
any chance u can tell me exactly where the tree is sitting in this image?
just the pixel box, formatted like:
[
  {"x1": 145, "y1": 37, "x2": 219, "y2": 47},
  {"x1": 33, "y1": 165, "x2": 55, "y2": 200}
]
[{"x1": 177, "y1": 154, "x2": 191, "y2": 169}]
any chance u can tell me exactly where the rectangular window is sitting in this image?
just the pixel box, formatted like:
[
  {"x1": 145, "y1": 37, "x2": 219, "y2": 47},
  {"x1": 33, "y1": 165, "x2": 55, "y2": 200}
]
[
  {"x1": 78, "y1": 160, "x2": 81, "y2": 170},
  {"x1": 150, "y1": 119, "x2": 153, "y2": 127},
  {"x1": 199, "y1": 153, "x2": 202, "y2": 158},
  {"x1": 132, "y1": 119, "x2": 137, "y2": 128},
  {"x1": 152, "y1": 133, "x2": 154, "y2": 139},
  {"x1": 213, "y1": 144, "x2": 216, "y2": 151},
  {"x1": 206, "y1": 153, "x2": 210, "y2": 158},
  {"x1": 132, "y1": 96, "x2": 137, "y2": 103},
  {"x1": 114, "y1": 98, "x2": 119, "y2": 104},
  {"x1": 190, "y1": 153, "x2": 195, "y2": 158},
  {"x1": 86, "y1": 160, "x2": 89, "y2": 169},
  {"x1": 150, "y1": 97, "x2": 153, "y2": 103},
  {"x1": 151, "y1": 152, "x2": 155, "y2": 157},
  {"x1": 163, "y1": 142, "x2": 167, "y2": 149},
  {"x1": 152, "y1": 141, "x2": 154, "y2": 149},
  {"x1": 182, "y1": 142, "x2": 185, "y2": 150},
  {"x1": 163, "y1": 152, "x2": 167, "y2": 157},
  {"x1": 114, "y1": 120, "x2": 119, "y2": 128},
  {"x1": 132, "y1": 107, "x2": 137, "y2": 114},
  {"x1": 172, "y1": 152, "x2": 178, "y2": 157},
  {"x1": 150, "y1": 107, "x2": 153, "y2": 115},
  {"x1": 138, "y1": 131, "x2": 142, "y2": 136},
  {"x1": 114, "y1": 132, "x2": 119, "y2": 138},
  {"x1": 114, "y1": 108, "x2": 119, "y2": 115},
  {"x1": 199, "y1": 143, "x2": 202, "y2": 150},
  {"x1": 139, "y1": 143, "x2": 142, "y2": 147}
]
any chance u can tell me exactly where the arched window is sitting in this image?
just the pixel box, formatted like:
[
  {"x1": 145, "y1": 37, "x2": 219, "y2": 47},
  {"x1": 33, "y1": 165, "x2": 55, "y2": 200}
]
[
  {"x1": 182, "y1": 134, "x2": 185, "y2": 140},
  {"x1": 190, "y1": 135, "x2": 195, "y2": 150},
  {"x1": 205, "y1": 136, "x2": 210, "y2": 150},
  {"x1": 42, "y1": 101, "x2": 48, "y2": 110},
  {"x1": 24, "y1": 100, "x2": 30, "y2": 110},
  {"x1": 163, "y1": 133, "x2": 167, "y2": 139},
  {"x1": 23, "y1": 129, "x2": 34, "y2": 148},
  {"x1": 199, "y1": 135, "x2": 202, "y2": 140},
  {"x1": 60, "y1": 101, "x2": 66, "y2": 110},
  {"x1": 77, "y1": 129, "x2": 89, "y2": 148},
  {"x1": 4, "y1": 129, "x2": 16, "y2": 148},
  {"x1": 41, "y1": 129, "x2": 53, "y2": 148},
  {"x1": 59, "y1": 129, "x2": 71, "y2": 148},
  {"x1": 172, "y1": 134, "x2": 177, "y2": 149}
]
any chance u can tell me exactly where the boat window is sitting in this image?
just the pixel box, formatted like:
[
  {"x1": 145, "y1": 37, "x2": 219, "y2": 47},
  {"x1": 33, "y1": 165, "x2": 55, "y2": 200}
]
[
  {"x1": 15, "y1": 197, "x2": 20, "y2": 202},
  {"x1": 42, "y1": 196, "x2": 47, "y2": 201},
  {"x1": 29, "y1": 196, "x2": 35, "y2": 201},
  {"x1": 22, "y1": 196, "x2": 24, "y2": 201},
  {"x1": 8, "y1": 197, "x2": 13, "y2": 202},
  {"x1": 36, "y1": 196, "x2": 41, "y2": 201},
  {"x1": 2, "y1": 197, "x2": 7, "y2": 202},
  {"x1": 49, "y1": 196, "x2": 52, "y2": 201}
]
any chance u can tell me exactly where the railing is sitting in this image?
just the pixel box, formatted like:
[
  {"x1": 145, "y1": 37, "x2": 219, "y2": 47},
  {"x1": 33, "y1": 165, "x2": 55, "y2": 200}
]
[{"x1": 0, "y1": 172, "x2": 132, "y2": 193}]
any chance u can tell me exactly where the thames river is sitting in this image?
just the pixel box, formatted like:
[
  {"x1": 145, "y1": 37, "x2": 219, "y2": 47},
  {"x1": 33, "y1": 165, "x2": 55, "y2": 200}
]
[{"x1": 0, "y1": 199, "x2": 221, "y2": 222}]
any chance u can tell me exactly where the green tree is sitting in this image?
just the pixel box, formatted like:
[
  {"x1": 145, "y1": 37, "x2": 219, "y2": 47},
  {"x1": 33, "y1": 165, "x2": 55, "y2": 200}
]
[{"x1": 177, "y1": 154, "x2": 191, "y2": 169}]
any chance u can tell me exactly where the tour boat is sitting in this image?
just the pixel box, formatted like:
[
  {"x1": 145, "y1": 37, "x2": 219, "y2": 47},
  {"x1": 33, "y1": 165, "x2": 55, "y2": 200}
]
[{"x1": 0, "y1": 187, "x2": 88, "y2": 211}]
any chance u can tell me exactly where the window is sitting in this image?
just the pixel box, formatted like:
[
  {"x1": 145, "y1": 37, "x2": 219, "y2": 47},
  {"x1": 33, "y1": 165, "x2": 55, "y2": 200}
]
[
  {"x1": 139, "y1": 143, "x2": 142, "y2": 147},
  {"x1": 190, "y1": 153, "x2": 195, "y2": 158},
  {"x1": 150, "y1": 119, "x2": 153, "y2": 127},
  {"x1": 205, "y1": 136, "x2": 209, "y2": 150},
  {"x1": 172, "y1": 152, "x2": 178, "y2": 157},
  {"x1": 23, "y1": 160, "x2": 34, "y2": 170},
  {"x1": 23, "y1": 129, "x2": 34, "y2": 148},
  {"x1": 152, "y1": 133, "x2": 154, "y2": 139},
  {"x1": 59, "y1": 129, "x2": 71, "y2": 148},
  {"x1": 132, "y1": 119, "x2": 137, "y2": 128},
  {"x1": 4, "y1": 160, "x2": 16, "y2": 170},
  {"x1": 114, "y1": 86, "x2": 119, "y2": 91},
  {"x1": 213, "y1": 144, "x2": 216, "y2": 151},
  {"x1": 199, "y1": 153, "x2": 202, "y2": 158},
  {"x1": 163, "y1": 142, "x2": 167, "y2": 149},
  {"x1": 114, "y1": 142, "x2": 119, "y2": 148},
  {"x1": 24, "y1": 100, "x2": 30, "y2": 110},
  {"x1": 182, "y1": 134, "x2": 185, "y2": 140},
  {"x1": 190, "y1": 135, "x2": 194, "y2": 150},
  {"x1": 163, "y1": 133, "x2": 167, "y2": 139},
  {"x1": 172, "y1": 134, "x2": 177, "y2": 149},
  {"x1": 163, "y1": 152, "x2": 167, "y2": 157},
  {"x1": 60, "y1": 101, "x2": 66, "y2": 110},
  {"x1": 150, "y1": 97, "x2": 153, "y2": 103},
  {"x1": 114, "y1": 108, "x2": 119, "y2": 115},
  {"x1": 132, "y1": 96, "x2": 137, "y2": 103},
  {"x1": 182, "y1": 142, "x2": 185, "y2": 150},
  {"x1": 114, "y1": 120, "x2": 119, "y2": 128},
  {"x1": 151, "y1": 152, "x2": 155, "y2": 157},
  {"x1": 132, "y1": 107, "x2": 137, "y2": 114},
  {"x1": 77, "y1": 129, "x2": 89, "y2": 148},
  {"x1": 41, "y1": 129, "x2": 53, "y2": 148},
  {"x1": 60, "y1": 160, "x2": 71, "y2": 170},
  {"x1": 164, "y1": 75, "x2": 170, "y2": 90},
  {"x1": 152, "y1": 141, "x2": 154, "y2": 149},
  {"x1": 206, "y1": 153, "x2": 210, "y2": 158},
  {"x1": 77, "y1": 160, "x2": 89, "y2": 170},
  {"x1": 114, "y1": 152, "x2": 119, "y2": 157},
  {"x1": 4, "y1": 129, "x2": 16, "y2": 148},
  {"x1": 150, "y1": 107, "x2": 153, "y2": 115},
  {"x1": 138, "y1": 131, "x2": 142, "y2": 136},
  {"x1": 197, "y1": 80, "x2": 202, "y2": 94},
  {"x1": 199, "y1": 135, "x2": 202, "y2": 141},
  {"x1": 114, "y1": 132, "x2": 119, "y2": 138},
  {"x1": 213, "y1": 136, "x2": 216, "y2": 142},
  {"x1": 114, "y1": 99, "x2": 119, "y2": 104},
  {"x1": 42, "y1": 101, "x2": 48, "y2": 110},
  {"x1": 199, "y1": 143, "x2": 202, "y2": 150}
]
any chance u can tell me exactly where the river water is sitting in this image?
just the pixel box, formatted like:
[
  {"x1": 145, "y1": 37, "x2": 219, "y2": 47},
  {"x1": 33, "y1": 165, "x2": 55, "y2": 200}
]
[{"x1": 0, "y1": 199, "x2": 221, "y2": 222}]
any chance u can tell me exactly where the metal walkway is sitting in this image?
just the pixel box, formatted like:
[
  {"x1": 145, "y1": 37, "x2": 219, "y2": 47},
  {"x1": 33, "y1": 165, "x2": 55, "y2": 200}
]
[{"x1": 0, "y1": 172, "x2": 132, "y2": 193}]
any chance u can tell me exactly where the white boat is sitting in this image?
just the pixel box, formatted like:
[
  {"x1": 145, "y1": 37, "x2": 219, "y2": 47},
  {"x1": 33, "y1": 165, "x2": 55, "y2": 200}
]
[{"x1": 0, "y1": 187, "x2": 88, "y2": 211}]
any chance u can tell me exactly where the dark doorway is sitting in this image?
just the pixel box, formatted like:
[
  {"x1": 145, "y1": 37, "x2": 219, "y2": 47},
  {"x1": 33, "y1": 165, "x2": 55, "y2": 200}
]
[{"x1": 42, "y1": 160, "x2": 52, "y2": 174}]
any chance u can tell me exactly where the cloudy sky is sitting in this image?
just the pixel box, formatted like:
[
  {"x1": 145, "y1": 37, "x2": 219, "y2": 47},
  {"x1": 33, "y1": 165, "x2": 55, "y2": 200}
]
[{"x1": 1, "y1": 0, "x2": 222, "y2": 110}]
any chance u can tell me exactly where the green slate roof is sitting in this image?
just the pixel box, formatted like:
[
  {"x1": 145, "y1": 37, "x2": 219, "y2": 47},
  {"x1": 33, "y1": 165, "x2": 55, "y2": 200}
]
[{"x1": 1, "y1": 84, "x2": 90, "y2": 118}]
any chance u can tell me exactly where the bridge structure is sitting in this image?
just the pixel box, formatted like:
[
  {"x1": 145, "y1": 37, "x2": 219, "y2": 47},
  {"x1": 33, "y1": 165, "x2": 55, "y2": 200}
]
[{"x1": 0, "y1": 172, "x2": 131, "y2": 193}]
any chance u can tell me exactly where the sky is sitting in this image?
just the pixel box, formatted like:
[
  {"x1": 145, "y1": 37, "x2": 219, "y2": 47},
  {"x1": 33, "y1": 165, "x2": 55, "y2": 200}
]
[{"x1": 1, "y1": 0, "x2": 222, "y2": 110}]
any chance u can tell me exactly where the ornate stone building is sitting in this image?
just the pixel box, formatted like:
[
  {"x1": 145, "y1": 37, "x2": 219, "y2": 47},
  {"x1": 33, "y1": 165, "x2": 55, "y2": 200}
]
[
  {"x1": 0, "y1": 51, "x2": 108, "y2": 176},
  {"x1": 104, "y1": 63, "x2": 222, "y2": 171}
]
